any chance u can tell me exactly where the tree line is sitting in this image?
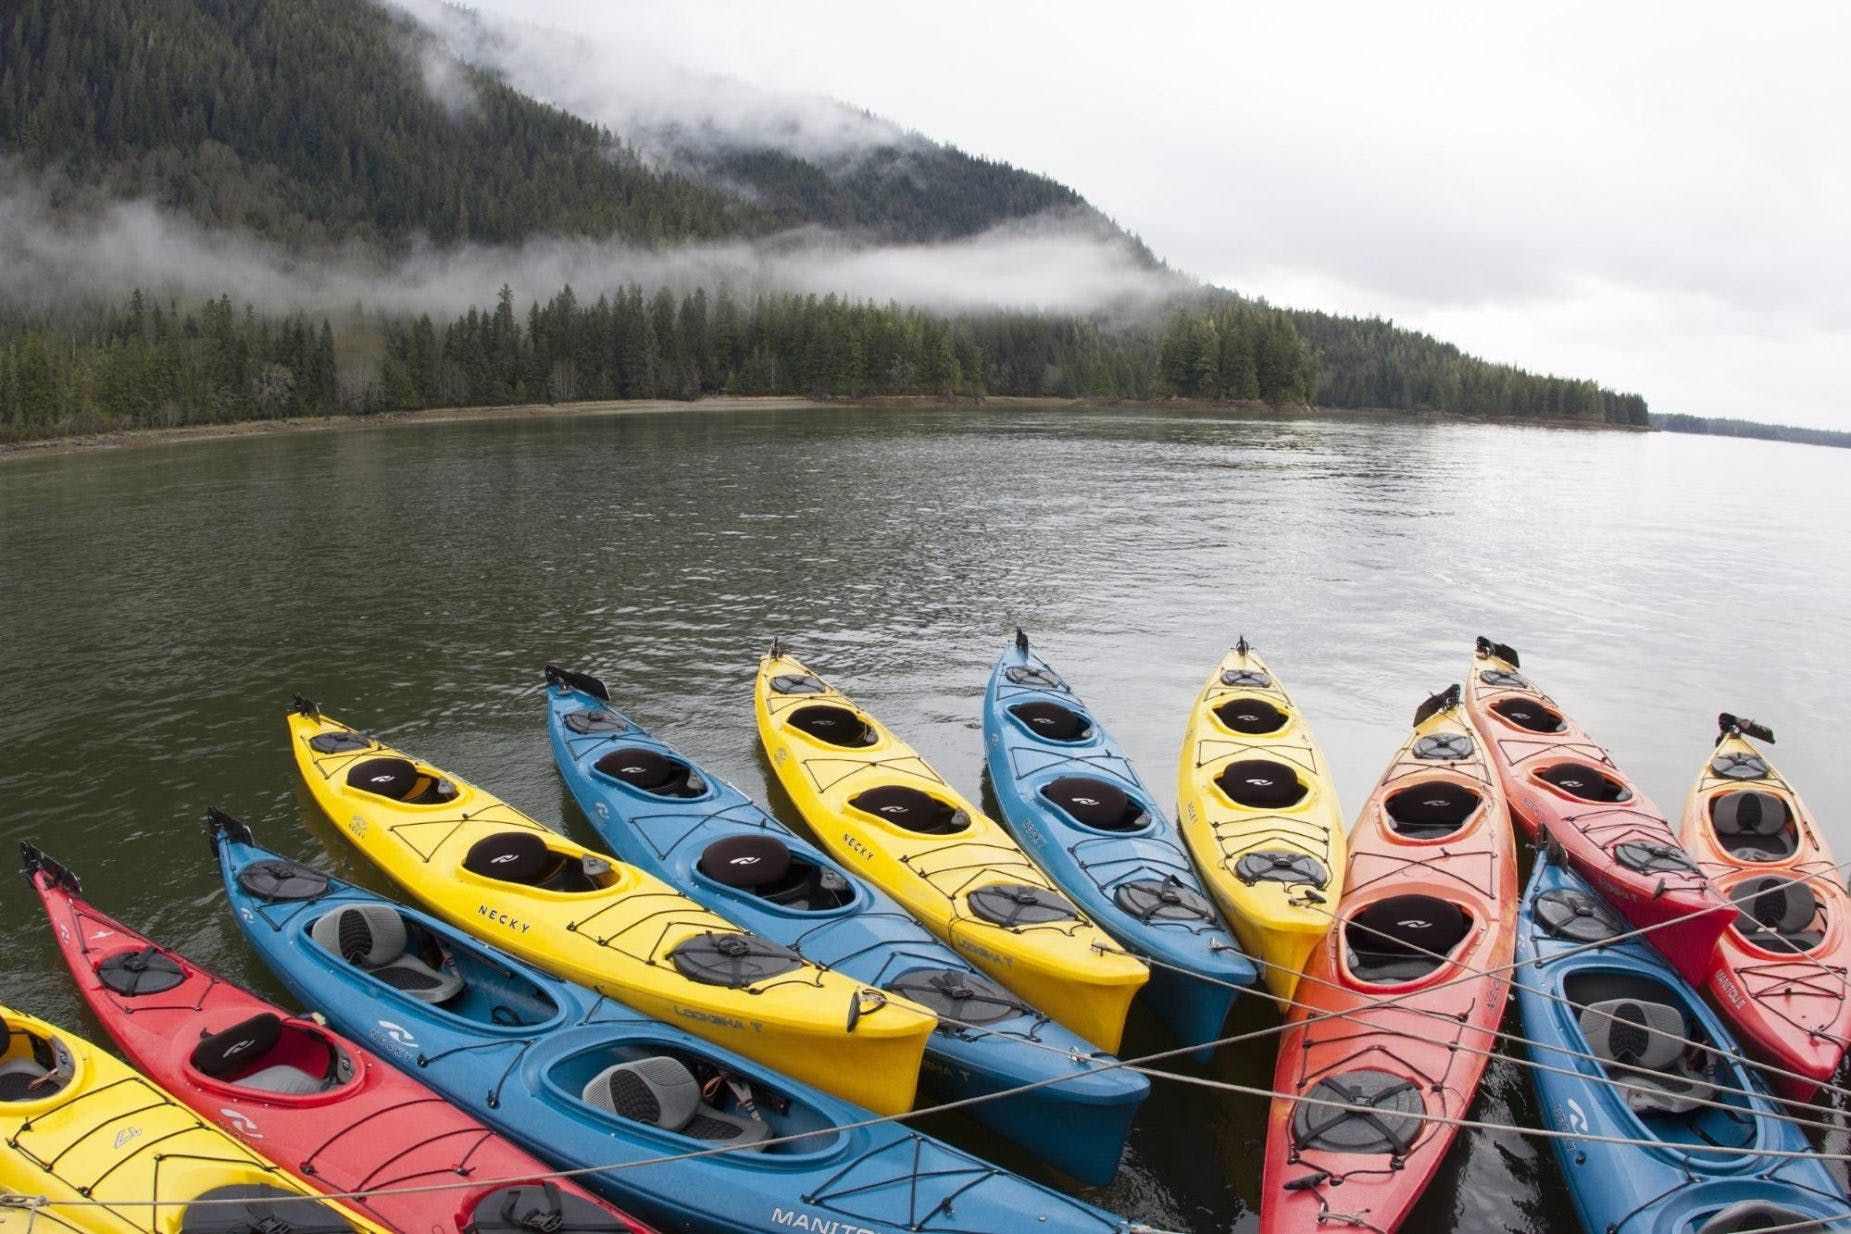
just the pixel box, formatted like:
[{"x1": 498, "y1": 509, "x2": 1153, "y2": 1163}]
[{"x1": 1654, "y1": 413, "x2": 1849, "y2": 450}]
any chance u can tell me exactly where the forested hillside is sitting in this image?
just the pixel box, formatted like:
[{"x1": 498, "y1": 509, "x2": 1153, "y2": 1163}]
[
  {"x1": 1654, "y1": 414, "x2": 1850, "y2": 449},
  {"x1": 0, "y1": 0, "x2": 1651, "y2": 439}
]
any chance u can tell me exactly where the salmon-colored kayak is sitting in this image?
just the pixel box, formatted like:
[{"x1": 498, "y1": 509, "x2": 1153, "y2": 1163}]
[
  {"x1": 1680, "y1": 714, "x2": 1851, "y2": 1100},
  {"x1": 1262, "y1": 685, "x2": 1517, "y2": 1234},
  {"x1": 24, "y1": 845, "x2": 653, "y2": 1234},
  {"x1": 1464, "y1": 638, "x2": 1731, "y2": 986}
]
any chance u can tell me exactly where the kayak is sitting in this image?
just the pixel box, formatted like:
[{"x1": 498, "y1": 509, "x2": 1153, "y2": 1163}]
[
  {"x1": 23, "y1": 844, "x2": 653, "y2": 1234},
  {"x1": 285, "y1": 697, "x2": 932, "y2": 1116},
  {"x1": 1516, "y1": 850, "x2": 1848, "y2": 1234},
  {"x1": 207, "y1": 814, "x2": 1141, "y2": 1234},
  {"x1": 753, "y1": 647, "x2": 1150, "y2": 1053},
  {"x1": 1261, "y1": 685, "x2": 1518, "y2": 1234},
  {"x1": 1679, "y1": 714, "x2": 1851, "y2": 1101},
  {"x1": 1176, "y1": 640, "x2": 1347, "y2": 1007},
  {"x1": 1464, "y1": 639, "x2": 1732, "y2": 986},
  {"x1": 544, "y1": 664, "x2": 1149, "y2": 1186},
  {"x1": 0, "y1": 1001, "x2": 387, "y2": 1234},
  {"x1": 981, "y1": 633, "x2": 1258, "y2": 1054}
]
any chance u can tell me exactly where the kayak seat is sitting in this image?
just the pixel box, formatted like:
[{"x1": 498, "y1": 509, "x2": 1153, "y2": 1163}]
[
  {"x1": 1489, "y1": 697, "x2": 1567, "y2": 733},
  {"x1": 1733, "y1": 877, "x2": 1824, "y2": 953},
  {"x1": 1383, "y1": 782, "x2": 1482, "y2": 839},
  {"x1": 0, "y1": 1032, "x2": 73, "y2": 1100},
  {"x1": 1696, "y1": 1201, "x2": 1831, "y2": 1234},
  {"x1": 1711, "y1": 791, "x2": 1797, "y2": 861},
  {"x1": 311, "y1": 905, "x2": 464, "y2": 1004},
  {"x1": 786, "y1": 705, "x2": 878, "y2": 748},
  {"x1": 1213, "y1": 698, "x2": 1288, "y2": 735},
  {"x1": 594, "y1": 748, "x2": 707, "y2": 799},
  {"x1": 191, "y1": 1013, "x2": 351, "y2": 1095},
  {"x1": 463, "y1": 832, "x2": 609, "y2": 892},
  {"x1": 582, "y1": 1056, "x2": 770, "y2": 1150},
  {"x1": 1008, "y1": 701, "x2": 1092, "y2": 743},
  {"x1": 1536, "y1": 763, "x2": 1632, "y2": 803},
  {"x1": 849, "y1": 786, "x2": 971, "y2": 834},
  {"x1": 1344, "y1": 895, "x2": 1471, "y2": 984},
  {"x1": 346, "y1": 756, "x2": 458, "y2": 805},
  {"x1": 1215, "y1": 760, "x2": 1308, "y2": 809},
  {"x1": 1577, "y1": 998, "x2": 1717, "y2": 1116},
  {"x1": 180, "y1": 1184, "x2": 358, "y2": 1234},
  {"x1": 1040, "y1": 777, "x2": 1150, "y2": 832},
  {"x1": 696, "y1": 836, "x2": 854, "y2": 910}
]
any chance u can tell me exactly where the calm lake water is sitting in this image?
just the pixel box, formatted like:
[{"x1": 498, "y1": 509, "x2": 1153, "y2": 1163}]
[{"x1": 2, "y1": 405, "x2": 1848, "y2": 1232}]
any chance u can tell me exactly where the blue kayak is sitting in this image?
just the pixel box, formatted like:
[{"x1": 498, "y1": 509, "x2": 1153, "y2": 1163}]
[
  {"x1": 982, "y1": 633, "x2": 1258, "y2": 1055},
  {"x1": 542, "y1": 664, "x2": 1149, "y2": 1186},
  {"x1": 1516, "y1": 850, "x2": 1847, "y2": 1234},
  {"x1": 208, "y1": 812, "x2": 1141, "y2": 1234}
]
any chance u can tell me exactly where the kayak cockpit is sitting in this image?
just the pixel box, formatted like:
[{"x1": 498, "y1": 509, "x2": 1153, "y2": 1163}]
[
  {"x1": 311, "y1": 903, "x2": 563, "y2": 1026},
  {"x1": 849, "y1": 786, "x2": 971, "y2": 835},
  {"x1": 1564, "y1": 970, "x2": 1754, "y2": 1150},
  {"x1": 1383, "y1": 782, "x2": 1483, "y2": 840},
  {"x1": 190, "y1": 1013, "x2": 355, "y2": 1096},
  {"x1": 553, "y1": 1043, "x2": 839, "y2": 1156},
  {"x1": 182, "y1": 1185, "x2": 362, "y2": 1233},
  {"x1": 1535, "y1": 763, "x2": 1634, "y2": 804},
  {"x1": 1213, "y1": 698, "x2": 1288, "y2": 735},
  {"x1": 0, "y1": 1026, "x2": 75, "y2": 1101},
  {"x1": 785, "y1": 705, "x2": 878, "y2": 748},
  {"x1": 1343, "y1": 895, "x2": 1473, "y2": 985},
  {"x1": 1039, "y1": 777, "x2": 1152, "y2": 833},
  {"x1": 346, "y1": 756, "x2": 459, "y2": 805},
  {"x1": 695, "y1": 835, "x2": 857, "y2": 912},
  {"x1": 1215, "y1": 759, "x2": 1309, "y2": 809},
  {"x1": 1489, "y1": 697, "x2": 1567, "y2": 733},
  {"x1": 593, "y1": 748, "x2": 708, "y2": 799},
  {"x1": 462, "y1": 832, "x2": 619, "y2": 894},
  {"x1": 1729, "y1": 876, "x2": 1825, "y2": 954},
  {"x1": 1008, "y1": 701, "x2": 1094, "y2": 743},
  {"x1": 1709, "y1": 789, "x2": 1798, "y2": 861}
]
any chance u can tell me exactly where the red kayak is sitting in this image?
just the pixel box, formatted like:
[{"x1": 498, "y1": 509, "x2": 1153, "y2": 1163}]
[
  {"x1": 1262, "y1": 685, "x2": 1517, "y2": 1234},
  {"x1": 1680, "y1": 715, "x2": 1851, "y2": 1100},
  {"x1": 24, "y1": 845, "x2": 653, "y2": 1234},
  {"x1": 1464, "y1": 639, "x2": 1732, "y2": 986}
]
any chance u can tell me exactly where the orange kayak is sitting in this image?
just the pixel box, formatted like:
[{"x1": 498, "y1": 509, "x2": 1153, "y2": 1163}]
[
  {"x1": 1680, "y1": 714, "x2": 1851, "y2": 1100},
  {"x1": 1465, "y1": 638, "x2": 1731, "y2": 986},
  {"x1": 1261, "y1": 684, "x2": 1517, "y2": 1234}
]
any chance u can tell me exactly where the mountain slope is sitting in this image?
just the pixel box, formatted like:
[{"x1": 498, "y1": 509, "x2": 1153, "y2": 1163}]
[{"x1": 0, "y1": 0, "x2": 761, "y2": 245}]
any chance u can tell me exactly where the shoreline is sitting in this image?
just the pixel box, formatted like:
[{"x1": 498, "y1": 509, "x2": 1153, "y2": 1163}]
[{"x1": 0, "y1": 395, "x2": 1644, "y2": 463}]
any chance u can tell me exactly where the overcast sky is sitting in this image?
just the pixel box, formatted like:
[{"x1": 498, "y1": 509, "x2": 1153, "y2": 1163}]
[{"x1": 454, "y1": 0, "x2": 1846, "y2": 427}]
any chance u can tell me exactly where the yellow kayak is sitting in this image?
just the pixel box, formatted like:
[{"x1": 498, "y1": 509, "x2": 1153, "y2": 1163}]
[
  {"x1": 0, "y1": 1004, "x2": 385, "y2": 1233},
  {"x1": 754, "y1": 650, "x2": 1149, "y2": 1052},
  {"x1": 286, "y1": 702, "x2": 932, "y2": 1116},
  {"x1": 1176, "y1": 640, "x2": 1345, "y2": 1007}
]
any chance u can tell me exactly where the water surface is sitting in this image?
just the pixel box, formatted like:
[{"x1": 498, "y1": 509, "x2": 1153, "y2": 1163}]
[{"x1": 3, "y1": 405, "x2": 1848, "y2": 1231}]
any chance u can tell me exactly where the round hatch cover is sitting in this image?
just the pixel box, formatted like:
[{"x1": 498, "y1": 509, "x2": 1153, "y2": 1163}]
[
  {"x1": 563, "y1": 708, "x2": 630, "y2": 735},
  {"x1": 1478, "y1": 669, "x2": 1529, "y2": 689},
  {"x1": 1533, "y1": 888, "x2": 1625, "y2": 942},
  {"x1": 1220, "y1": 669, "x2": 1273, "y2": 688},
  {"x1": 1004, "y1": 665, "x2": 1065, "y2": 689},
  {"x1": 889, "y1": 967, "x2": 1025, "y2": 1026},
  {"x1": 97, "y1": 947, "x2": 186, "y2": 996},
  {"x1": 668, "y1": 931, "x2": 804, "y2": 988},
  {"x1": 1710, "y1": 752, "x2": 1770, "y2": 781},
  {"x1": 1234, "y1": 850, "x2": 1329, "y2": 889},
  {"x1": 771, "y1": 673, "x2": 826, "y2": 695},
  {"x1": 1614, "y1": 842, "x2": 1699, "y2": 876},
  {"x1": 1116, "y1": 878, "x2": 1217, "y2": 923},
  {"x1": 308, "y1": 731, "x2": 370, "y2": 754},
  {"x1": 1291, "y1": 1069, "x2": 1425, "y2": 1155},
  {"x1": 235, "y1": 860, "x2": 331, "y2": 903},
  {"x1": 1412, "y1": 733, "x2": 1475, "y2": 761},
  {"x1": 466, "y1": 1185, "x2": 631, "y2": 1233},
  {"x1": 967, "y1": 883, "x2": 1080, "y2": 928}
]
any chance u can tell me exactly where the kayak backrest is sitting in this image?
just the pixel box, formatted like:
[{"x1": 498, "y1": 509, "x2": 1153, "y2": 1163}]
[
  {"x1": 1563, "y1": 971, "x2": 1735, "y2": 1125},
  {"x1": 1711, "y1": 790, "x2": 1797, "y2": 861},
  {"x1": 1695, "y1": 1201, "x2": 1830, "y2": 1234},
  {"x1": 0, "y1": 1027, "x2": 72, "y2": 1101},
  {"x1": 1731, "y1": 876, "x2": 1823, "y2": 953},
  {"x1": 191, "y1": 1013, "x2": 351, "y2": 1095},
  {"x1": 581, "y1": 1056, "x2": 771, "y2": 1150},
  {"x1": 466, "y1": 1184, "x2": 634, "y2": 1234},
  {"x1": 179, "y1": 1185, "x2": 357, "y2": 1234},
  {"x1": 310, "y1": 905, "x2": 466, "y2": 1004}
]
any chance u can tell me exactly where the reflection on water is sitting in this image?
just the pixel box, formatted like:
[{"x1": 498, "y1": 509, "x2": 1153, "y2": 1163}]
[{"x1": 3, "y1": 406, "x2": 1848, "y2": 1231}]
